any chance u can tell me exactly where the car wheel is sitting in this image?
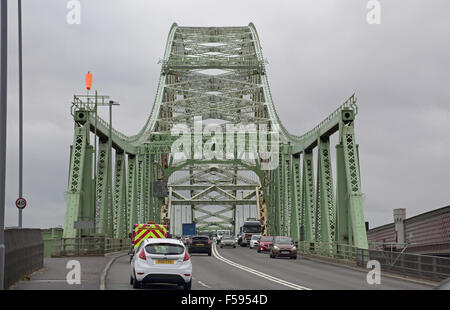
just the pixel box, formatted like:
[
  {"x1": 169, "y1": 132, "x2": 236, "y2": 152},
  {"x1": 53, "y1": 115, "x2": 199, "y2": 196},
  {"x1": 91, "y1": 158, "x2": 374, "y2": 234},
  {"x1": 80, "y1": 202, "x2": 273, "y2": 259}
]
[
  {"x1": 184, "y1": 280, "x2": 192, "y2": 290},
  {"x1": 291, "y1": 256, "x2": 297, "y2": 260},
  {"x1": 130, "y1": 275, "x2": 133, "y2": 285},
  {"x1": 233, "y1": 245, "x2": 236, "y2": 248},
  {"x1": 208, "y1": 250, "x2": 212, "y2": 256},
  {"x1": 132, "y1": 277, "x2": 141, "y2": 289},
  {"x1": 220, "y1": 245, "x2": 223, "y2": 248}
]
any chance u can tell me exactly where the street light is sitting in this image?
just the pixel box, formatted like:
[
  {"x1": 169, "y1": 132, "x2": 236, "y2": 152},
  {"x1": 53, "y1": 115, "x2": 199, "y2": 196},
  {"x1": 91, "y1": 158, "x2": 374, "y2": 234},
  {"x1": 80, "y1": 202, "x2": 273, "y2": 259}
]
[
  {"x1": 18, "y1": 0, "x2": 24, "y2": 228},
  {"x1": 0, "y1": 0, "x2": 8, "y2": 291}
]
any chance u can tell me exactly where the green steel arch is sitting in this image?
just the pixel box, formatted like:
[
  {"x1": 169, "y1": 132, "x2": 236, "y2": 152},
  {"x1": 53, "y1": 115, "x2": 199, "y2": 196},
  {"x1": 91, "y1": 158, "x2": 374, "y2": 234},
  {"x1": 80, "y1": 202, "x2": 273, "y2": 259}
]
[{"x1": 63, "y1": 23, "x2": 368, "y2": 251}]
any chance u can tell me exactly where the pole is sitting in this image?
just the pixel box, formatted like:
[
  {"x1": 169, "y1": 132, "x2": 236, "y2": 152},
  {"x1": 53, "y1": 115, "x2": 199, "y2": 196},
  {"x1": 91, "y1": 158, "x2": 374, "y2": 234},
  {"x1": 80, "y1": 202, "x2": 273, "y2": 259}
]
[
  {"x1": 18, "y1": 0, "x2": 23, "y2": 228},
  {"x1": 94, "y1": 91, "x2": 97, "y2": 235},
  {"x1": 0, "y1": 0, "x2": 8, "y2": 290},
  {"x1": 109, "y1": 101, "x2": 112, "y2": 237}
]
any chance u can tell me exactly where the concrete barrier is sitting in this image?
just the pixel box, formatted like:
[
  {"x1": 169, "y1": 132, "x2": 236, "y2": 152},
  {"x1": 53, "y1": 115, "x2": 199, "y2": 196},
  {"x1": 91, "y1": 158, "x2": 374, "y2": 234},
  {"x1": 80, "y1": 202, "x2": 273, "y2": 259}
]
[{"x1": 4, "y1": 228, "x2": 43, "y2": 289}]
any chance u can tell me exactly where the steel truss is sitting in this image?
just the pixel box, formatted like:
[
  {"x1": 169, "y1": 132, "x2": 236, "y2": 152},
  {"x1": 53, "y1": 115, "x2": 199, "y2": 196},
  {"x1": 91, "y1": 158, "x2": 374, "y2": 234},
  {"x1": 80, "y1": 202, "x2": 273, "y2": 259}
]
[{"x1": 63, "y1": 23, "x2": 368, "y2": 249}]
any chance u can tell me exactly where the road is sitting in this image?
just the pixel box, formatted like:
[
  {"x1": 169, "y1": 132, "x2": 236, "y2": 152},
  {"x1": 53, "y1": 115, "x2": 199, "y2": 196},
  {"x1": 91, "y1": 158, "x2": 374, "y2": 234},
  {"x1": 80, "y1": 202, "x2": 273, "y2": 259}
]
[{"x1": 106, "y1": 244, "x2": 432, "y2": 290}]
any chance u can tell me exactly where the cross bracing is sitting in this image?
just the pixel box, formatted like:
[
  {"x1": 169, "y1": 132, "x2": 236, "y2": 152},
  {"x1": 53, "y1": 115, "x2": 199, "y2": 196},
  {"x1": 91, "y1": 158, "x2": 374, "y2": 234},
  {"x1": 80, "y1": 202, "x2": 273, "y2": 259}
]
[{"x1": 63, "y1": 23, "x2": 368, "y2": 250}]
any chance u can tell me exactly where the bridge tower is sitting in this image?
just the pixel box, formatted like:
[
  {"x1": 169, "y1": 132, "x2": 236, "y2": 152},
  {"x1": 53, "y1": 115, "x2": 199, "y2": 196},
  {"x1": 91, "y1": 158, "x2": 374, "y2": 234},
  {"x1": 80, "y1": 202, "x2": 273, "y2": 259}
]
[{"x1": 63, "y1": 23, "x2": 368, "y2": 254}]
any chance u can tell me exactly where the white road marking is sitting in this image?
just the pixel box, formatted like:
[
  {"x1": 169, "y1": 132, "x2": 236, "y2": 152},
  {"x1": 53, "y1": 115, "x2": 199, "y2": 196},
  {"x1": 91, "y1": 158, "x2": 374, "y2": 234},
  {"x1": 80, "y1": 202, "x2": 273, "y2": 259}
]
[
  {"x1": 198, "y1": 280, "x2": 211, "y2": 288},
  {"x1": 212, "y1": 244, "x2": 311, "y2": 290},
  {"x1": 26, "y1": 280, "x2": 77, "y2": 283}
]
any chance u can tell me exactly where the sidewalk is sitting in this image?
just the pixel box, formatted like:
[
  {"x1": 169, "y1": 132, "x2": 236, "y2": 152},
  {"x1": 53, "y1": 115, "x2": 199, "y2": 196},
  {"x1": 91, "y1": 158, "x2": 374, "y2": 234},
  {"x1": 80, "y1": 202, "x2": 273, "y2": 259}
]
[{"x1": 10, "y1": 256, "x2": 112, "y2": 290}]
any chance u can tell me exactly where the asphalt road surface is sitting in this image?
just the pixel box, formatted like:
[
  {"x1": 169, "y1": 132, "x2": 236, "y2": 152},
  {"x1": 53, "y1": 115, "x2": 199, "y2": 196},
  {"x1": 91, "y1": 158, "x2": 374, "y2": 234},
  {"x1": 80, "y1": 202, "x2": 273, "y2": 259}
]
[{"x1": 105, "y1": 244, "x2": 432, "y2": 290}]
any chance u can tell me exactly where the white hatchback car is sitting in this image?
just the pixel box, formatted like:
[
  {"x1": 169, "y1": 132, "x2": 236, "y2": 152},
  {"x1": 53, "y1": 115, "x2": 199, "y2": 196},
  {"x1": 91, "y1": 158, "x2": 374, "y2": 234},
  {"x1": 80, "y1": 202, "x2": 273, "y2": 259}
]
[
  {"x1": 249, "y1": 234, "x2": 261, "y2": 249},
  {"x1": 130, "y1": 238, "x2": 192, "y2": 290}
]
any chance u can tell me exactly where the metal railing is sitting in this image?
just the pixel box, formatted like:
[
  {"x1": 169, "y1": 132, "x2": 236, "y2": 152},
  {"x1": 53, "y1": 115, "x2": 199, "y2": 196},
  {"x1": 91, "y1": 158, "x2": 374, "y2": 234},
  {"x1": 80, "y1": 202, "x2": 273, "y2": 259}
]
[
  {"x1": 50, "y1": 237, "x2": 130, "y2": 257},
  {"x1": 295, "y1": 241, "x2": 450, "y2": 281},
  {"x1": 296, "y1": 241, "x2": 358, "y2": 262},
  {"x1": 357, "y1": 249, "x2": 450, "y2": 281}
]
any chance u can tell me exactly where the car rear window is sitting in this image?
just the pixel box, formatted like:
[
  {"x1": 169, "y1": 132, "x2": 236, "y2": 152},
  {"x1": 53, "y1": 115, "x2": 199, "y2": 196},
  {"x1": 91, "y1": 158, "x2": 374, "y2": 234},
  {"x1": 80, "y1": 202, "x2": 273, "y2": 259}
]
[
  {"x1": 223, "y1": 236, "x2": 233, "y2": 240},
  {"x1": 274, "y1": 237, "x2": 293, "y2": 244},
  {"x1": 145, "y1": 243, "x2": 185, "y2": 255},
  {"x1": 192, "y1": 236, "x2": 209, "y2": 241},
  {"x1": 260, "y1": 236, "x2": 273, "y2": 242}
]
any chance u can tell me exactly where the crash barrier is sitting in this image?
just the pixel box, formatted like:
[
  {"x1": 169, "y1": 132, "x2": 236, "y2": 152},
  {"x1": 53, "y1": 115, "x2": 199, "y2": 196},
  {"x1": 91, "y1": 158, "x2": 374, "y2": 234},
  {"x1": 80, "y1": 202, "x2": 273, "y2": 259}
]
[
  {"x1": 4, "y1": 228, "x2": 44, "y2": 288},
  {"x1": 296, "y1": 241, "x2": 450, "y2": 281},
  {"x1": 50, "y1": 237, "x2": 131, "y2": 257}
]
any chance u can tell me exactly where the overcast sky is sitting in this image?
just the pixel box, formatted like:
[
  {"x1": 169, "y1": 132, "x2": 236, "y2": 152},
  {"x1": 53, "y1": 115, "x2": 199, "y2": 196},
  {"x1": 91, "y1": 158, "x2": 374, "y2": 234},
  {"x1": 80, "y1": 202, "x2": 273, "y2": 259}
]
[{"x1": 2, "y1": 0, "x2": 450, "y2": 229}]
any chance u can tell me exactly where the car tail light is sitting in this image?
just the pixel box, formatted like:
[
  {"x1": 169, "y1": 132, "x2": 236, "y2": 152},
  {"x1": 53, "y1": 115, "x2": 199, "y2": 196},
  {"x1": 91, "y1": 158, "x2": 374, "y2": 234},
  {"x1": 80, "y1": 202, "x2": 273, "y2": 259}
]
[
  {"x1": 189, "y1": 239, "x2": 192, "y2": 244},
  {"x1": 138, "y1": 248, "x2": 146, "y2": 260},
  {"x1": 208, "y1": 239, "x2": 211, "y2": 244},
  {"x1": 245, "y1": 234, "x2": 248, "y2": 238},
  {"x1": 184, "y1": 251, "x2": 190, "y2": 261}
]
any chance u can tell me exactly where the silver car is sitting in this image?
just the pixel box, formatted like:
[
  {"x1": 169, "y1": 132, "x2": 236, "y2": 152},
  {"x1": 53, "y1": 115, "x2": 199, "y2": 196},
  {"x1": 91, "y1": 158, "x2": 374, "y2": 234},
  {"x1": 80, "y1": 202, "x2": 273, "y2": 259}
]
[{"x1": 219, "y1": 235, "x2": 237, "y2": 248}]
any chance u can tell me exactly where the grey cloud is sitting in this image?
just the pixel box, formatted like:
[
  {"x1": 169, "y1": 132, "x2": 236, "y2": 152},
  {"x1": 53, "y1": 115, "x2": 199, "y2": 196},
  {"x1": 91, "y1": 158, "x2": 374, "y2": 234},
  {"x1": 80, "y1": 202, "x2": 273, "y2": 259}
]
[{"x1": 3, "y1": 0, "x2": 450, "y2": 229}]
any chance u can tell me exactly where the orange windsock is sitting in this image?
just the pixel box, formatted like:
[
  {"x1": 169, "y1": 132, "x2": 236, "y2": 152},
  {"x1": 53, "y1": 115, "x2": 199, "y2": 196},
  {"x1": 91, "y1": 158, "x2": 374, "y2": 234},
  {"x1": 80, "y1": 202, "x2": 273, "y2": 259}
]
[{"x1": 85, "y1": 72, "x2": 93, "y2": 91}]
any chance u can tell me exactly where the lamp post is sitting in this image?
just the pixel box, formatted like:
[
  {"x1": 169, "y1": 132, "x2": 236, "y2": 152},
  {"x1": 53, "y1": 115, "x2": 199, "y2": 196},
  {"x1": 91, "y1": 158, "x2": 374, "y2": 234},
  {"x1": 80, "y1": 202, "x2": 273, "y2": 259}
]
[
  {"x1": 96, "y1": 99, "x2": 119, "y2": 236},
  {"x1": 18, "y1": 0, "x2": 23, "y2": 228},
  {"x1": 0, "y1": 0, "x2": 7, "y2": 291}
]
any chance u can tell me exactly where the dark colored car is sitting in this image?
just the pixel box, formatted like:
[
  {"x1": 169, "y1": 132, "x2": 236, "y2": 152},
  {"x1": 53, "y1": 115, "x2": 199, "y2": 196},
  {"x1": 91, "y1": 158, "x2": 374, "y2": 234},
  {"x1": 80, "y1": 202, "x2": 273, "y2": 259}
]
[
  {"x1": 257, "y1": 236, "x2": 274, "y2": 253},
  {"x1": 188, "y1": 235, "x2": 212, "y2": 256},
  {"x1": 270, "y1": 236, "x2": 297, "y2": 259}
]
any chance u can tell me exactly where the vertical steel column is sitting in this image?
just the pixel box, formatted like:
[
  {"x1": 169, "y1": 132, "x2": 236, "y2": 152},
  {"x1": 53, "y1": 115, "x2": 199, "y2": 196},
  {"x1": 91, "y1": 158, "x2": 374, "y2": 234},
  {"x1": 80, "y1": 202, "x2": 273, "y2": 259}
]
[
  {"x1": 95, "y1": 140, "x2": 111, "y2": 236},
  {"x1": 340, "y1": 120, "x2": 368, "y2": 249},
  {"x1": 142, "y1": 154, "x2": 149, "y2": 222},
  {"x1": 137, "y1": 156, "x2": 144, "y2": 223},
  {"x1": 336, "y1": 144, "x2": 349, "y2": 245},
  {"x1": 275, "y1": 154, "x2": 283, "y2": 235},
  {"x1": 127, "y1": 155, "x2": 137, "y2": 232},
  {"x1": 113, "y1": 152, "x2": 127, "y2": 238},
  {"x1": 316, "y1": 137, "x2": 335, "y2": 247},
  {"x1": 148, "y1": 154, "x2": 155, "y2": 222},
  {"x1": 283, "y1": 154, "x2": 291, "y2": 236},
  {"x1": 63, "y1": 123, "x2": 91, "y2": 238},
  {"x1": 81, "y1": 144, "x2": 94, "y2": 237},
  {"x1": 301, "y1": 151, "x2": 315, "y2": 242},
  {"x1": 290, "y1": 155, "x2": 301, "y2": 242},
  {"x1": 189, "y1": 166, "x2": 195, "y2": 227}
]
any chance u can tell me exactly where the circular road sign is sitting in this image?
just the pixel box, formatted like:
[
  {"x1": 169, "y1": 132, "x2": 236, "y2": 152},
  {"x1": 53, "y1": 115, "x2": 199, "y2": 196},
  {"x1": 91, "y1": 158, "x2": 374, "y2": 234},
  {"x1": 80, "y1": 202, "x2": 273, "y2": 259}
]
[{"x1": 16, "y1": 197, "x2": 27, "y2": 209}]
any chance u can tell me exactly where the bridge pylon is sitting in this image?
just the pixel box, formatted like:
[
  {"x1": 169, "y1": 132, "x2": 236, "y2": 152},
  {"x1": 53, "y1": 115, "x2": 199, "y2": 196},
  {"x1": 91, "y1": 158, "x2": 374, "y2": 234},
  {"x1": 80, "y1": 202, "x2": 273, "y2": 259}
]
[{"x1": 62, "y1": 23, "x2": 368, "y2": 256}]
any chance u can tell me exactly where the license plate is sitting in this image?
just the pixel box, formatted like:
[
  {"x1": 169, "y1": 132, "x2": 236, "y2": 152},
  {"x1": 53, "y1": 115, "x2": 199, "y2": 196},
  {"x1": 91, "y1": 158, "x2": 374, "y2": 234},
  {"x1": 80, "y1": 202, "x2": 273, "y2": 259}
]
[
  {"x1": 156, "y1": 259, "x2": 174, "y2": 264},
  {"x1": 281, "y1": 251, "x2": 290, "y2": 254},
  {"x1": 196, "y1": 243, "x2": 204, "y2": 246}
]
